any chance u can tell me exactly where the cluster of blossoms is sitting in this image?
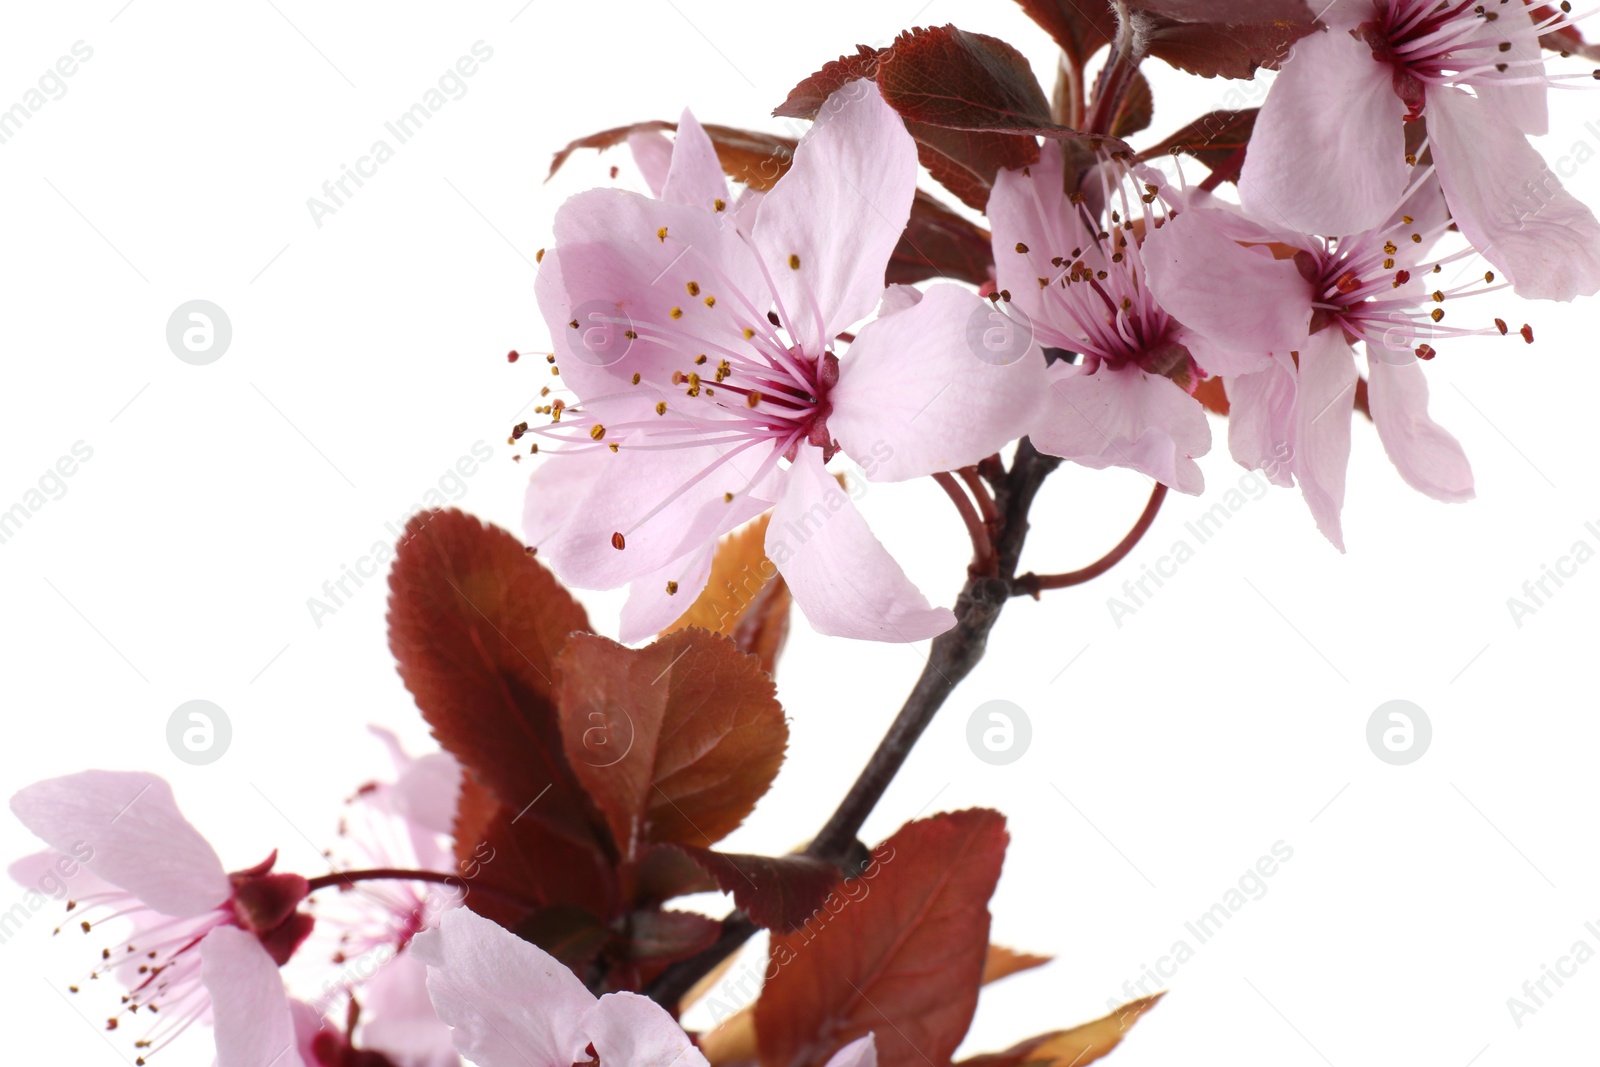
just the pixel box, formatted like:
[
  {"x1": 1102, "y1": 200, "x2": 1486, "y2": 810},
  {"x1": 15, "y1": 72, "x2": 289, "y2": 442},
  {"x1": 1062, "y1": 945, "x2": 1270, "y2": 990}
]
[
  {"x1": 14, "y1": 2, "x2": 1600, "y2": 1065},
  {"x1": 519, "y1": 1, "x2": 1599, "y2": 638},
  {"x1": 13, "y1": 755, "x2": 844, "y2": 1067}
]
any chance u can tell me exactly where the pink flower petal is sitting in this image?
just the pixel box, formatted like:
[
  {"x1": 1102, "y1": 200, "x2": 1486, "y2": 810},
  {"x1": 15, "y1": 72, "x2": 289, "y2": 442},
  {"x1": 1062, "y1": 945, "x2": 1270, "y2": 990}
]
[
  {"x1": 1238, "y1": 29, "x2": 1409, "y2": 236},
  {"x1": 414, "y1": 907, "x2": 595, "y2": 1067},
  {"x1": 662, "y1": 110, "x2": 731, "y2": 211},
  {"x1": 628, "y1": 131, "x2": 673, "y2": 198},
  {"x1": 767, "y1": 449, "x2": 955, "y2": 641},
  {"x1": 617, "y1": 541, "x2": 717, "y2": 643},
  {"x1": 988, "y1": 142, "x2": 1082, "y2": 341},
  {"x1": 523, "y1": 446, "x2": 608, "y2": 556},
  {"x1": 394, "y1": 752, "x2": 463, "y2": 843},
  {"x1": 415, "y1": 910, "x2": 707, "y2": 1067},
  {"x1": 1472, "y1": 11, "x2": 1548, "y2": 137},
  {"x1": 824, "y1": 1034, "x2": 879, "y2": 1067},
  {"x1": 8, "y1": 848, "x2": 119, "y2": 902},
  {"x1": 1366, "y1": 354, "x2": 1474, "y2": 502},
  {"x1": 830, "y1": 284, "x2": 1048, "y2": 481},
  {"x1": 1031, "y1": 365, "x2": 1211, "y2": 494},
  {"x1": 200, "y1": 926, "x2": 305, "y2": 1067},
  {"x1": 585, "y1": 992, "x2": 709, "y2": 1067},
  {"x1": 10, "y1": 770, "x2": 229, "y2": 917},
  {"x1": 752, "y1": 82, "x2": 918, "y2": 351},
  {"x1": 1291, "y1": 330, "x2": 1359, "y2": 550},
  {"x1": 540, "y1": 190, "x2": 767, "y2": 401},
  {"x1": 528, "y1": 439, "x2": 780, "y2": 591},
  {"x1": 1428, "y1": 87, "x2": 1600, "y2": 301},
  {"x1": 1225, "y1": 355, "x2": 1298, "y2": 488},
  {"x1": 1143, "y1": 206, "x2": 1313, "y2": 365},
  {"x1": 360, "y1": 948, "x2": 462, "y2": 1067},
  {"x1": 730, "y1": 186, "x2": 764, "y2": 237},
  {"x1": 1319, "y1": 0, "x2": 1376, "y2": 30},
  {"x1": 288, "y1": 998, "x2": 328, "y2": 1067}
]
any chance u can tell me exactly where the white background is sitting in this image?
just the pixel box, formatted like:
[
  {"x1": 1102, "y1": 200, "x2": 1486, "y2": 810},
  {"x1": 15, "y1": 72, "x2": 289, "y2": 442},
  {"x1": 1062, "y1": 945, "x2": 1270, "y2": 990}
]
[{"x1": 2, "y1": 1, "x2": 1598, "y2": 1065}]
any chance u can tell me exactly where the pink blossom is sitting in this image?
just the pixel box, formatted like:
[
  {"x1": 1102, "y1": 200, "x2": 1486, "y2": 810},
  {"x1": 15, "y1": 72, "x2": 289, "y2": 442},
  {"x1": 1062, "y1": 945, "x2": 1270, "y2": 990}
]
[
  {"x1": 10, "y1": 770, "x2": 313, "y2": 1066},
  {"x1": 415, "y1": 908, "x2": 877, "y2": 1067},
  {"x1": 987, "y1": 144, "x2": 1212, "y2": 493},
  {"x1": 1144, "y1": 182, "x2": 1494, "y2": 547},
  {"x1": 525, "y1": 85, "x2": 1048, "y2": 643},
  {"x1": 1238, "y1": 0, "x2": 1600, "y2": 300},
  {"x1": 292, "y1": 951, "x2": 459, "y2": 1067},
  {"x1": 295, "y1": 731, "x2": 463, "y2": 1065},
  {"x1": 415, "y1": 907, "x2": 709, "y2": 1067}
]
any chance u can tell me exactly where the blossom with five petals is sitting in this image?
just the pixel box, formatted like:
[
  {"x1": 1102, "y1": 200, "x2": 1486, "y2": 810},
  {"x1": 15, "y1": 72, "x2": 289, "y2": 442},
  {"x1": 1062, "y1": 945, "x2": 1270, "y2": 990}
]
[
  {"x1": 10, "y1": 770, "x2": 312, "y2": 1066},
  {"x1": 1144, "y1": 181, "x2": 1493, "y2": 546},
  {"x1": 987, "y1": 144, "x2": 1213, "y2": 493},
  {"x1": 1238, "y1": 0, "x2": 1600, "y2": 300},
  {"x1": 525, "y1": 84, "x2": 1048, "y2": 643},
  {"x1": 415, "y1": 907, "x2": 877, "y2": 1067}
]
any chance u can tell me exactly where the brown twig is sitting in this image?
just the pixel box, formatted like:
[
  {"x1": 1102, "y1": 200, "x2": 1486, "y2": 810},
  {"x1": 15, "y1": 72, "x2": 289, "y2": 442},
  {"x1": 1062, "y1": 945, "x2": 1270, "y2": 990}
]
[{"x1": 644, "y1": 441, "x2": 1063, "y2": 1011}]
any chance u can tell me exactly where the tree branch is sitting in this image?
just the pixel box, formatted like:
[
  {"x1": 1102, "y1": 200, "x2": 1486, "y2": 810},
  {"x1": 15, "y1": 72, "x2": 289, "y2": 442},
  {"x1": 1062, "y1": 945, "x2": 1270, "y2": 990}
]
[{"x1": 645, "y1": 441, "x2": 1061, "y2": 1011}]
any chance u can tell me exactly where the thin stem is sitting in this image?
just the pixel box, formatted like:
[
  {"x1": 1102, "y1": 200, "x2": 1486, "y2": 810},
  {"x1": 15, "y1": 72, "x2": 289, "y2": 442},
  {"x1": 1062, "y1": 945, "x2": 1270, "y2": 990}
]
[
  {"x1": 645, "y1": 441, "x2": 1061, "y2": 1011},
  {"x1": 958, "y1": 466, "x2": 999, "y2": 525},
  {"x1": 1013, "y1": 481, "x2": 1168, "y2": 597},
  {"x1": 303, "y1": 867, "x2": 539, "y2": 912},
  {"x1": 933, "y1": 471, "x2": 996, "y2": 575},
  {"x1": 1084, "y1": 0, "x2": 1141, "y2": 136}
]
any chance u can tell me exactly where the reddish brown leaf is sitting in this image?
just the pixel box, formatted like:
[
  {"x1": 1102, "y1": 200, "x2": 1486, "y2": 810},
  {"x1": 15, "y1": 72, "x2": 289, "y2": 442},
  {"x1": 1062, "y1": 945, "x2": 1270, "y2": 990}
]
[
  {"x1": 1013, "y1": 0, "x2": 1120, "y2": 70},
  {"x1": 547, "y1": 121, "x2": 797, "y2": 192},
  {"x1": 755, "y1": 810, "x2": 1009, "y2": 1067},
  {"x1": 1133, "y1": 0, "x2": 1312, "y2": 25},
  {"x1": 956, "y1": 994, "x2": 1165, "y2": 1067},
  {"x1": 706, "y1": 937, "x2": 1047, "y2": 1067},
  {"x1": 1108, "y1": 70, "x2": 1154, "y2": 138},
  {"x1": 981, "y1": 945, "x2": 1052, "y2": 984},
  {"x1": 661, "y1": 514, "x2": 792, "y2": 676},
  {"x1": 450, "y1": 775, "x2": 618, "y2": 936},
  {"x1": 1355, "y1": 375, "x2": 1372, "y2": 421},
  {"x1": 776, "y1": 27, "x2": 1128, "y2": 210},
  {"x1": 890, "y1": 189, "x2": 996, "y2": 287},
  {"x1": 514, "y1": 903, "x2": 611, "y2": 973},
  {"x1": 676, "y1": 847, "x2": 840, "y2": 933},
  {"x1": 908, "y1": 124, "x2": 1030, "y2": 211},
  {"x1": 700, "y1": 124, "x2": 798, "y2": 191},
  {"x1": 635, "y1": 842, "x2": 719, "y2": 903},
  {"x1": 875, "y1": 26, "x2": 1056, "y2": 132},
  {"x1": 1137, "y1": 108, "x2": 1258, "y2": 175},
  {"x1": 387, "y1": 510, "x2": 598, "y2": 843},
  {"x1": 1120, "y1": 0, "x2": 1313, "y2": 80},
  {"x1": 1139, "y1": 14, "x2": 1312, "y2": 79},
  {"x1": 615, "y1": 907, "x2": 724, "y2": 965},
  {"x1": 774, "y1": 45, "x2": 891, "y2": 120},
  {"x1": 547, "y1": 120, "x2": 674, "y2": 181},
  {"x1": 1193, "y1": 376, "x2": 1230, "y2": 416},
  {"x1": 1527, "y1": 2, "x2": 1600, "y2": 59},
  {"x1": 556, "y1": 629, "x2": 787, "y2": 862}
]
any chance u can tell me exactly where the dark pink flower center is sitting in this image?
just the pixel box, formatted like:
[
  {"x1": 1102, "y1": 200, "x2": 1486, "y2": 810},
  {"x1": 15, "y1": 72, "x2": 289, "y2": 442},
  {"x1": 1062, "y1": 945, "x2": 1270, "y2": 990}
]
[{"x1": 1355, "y1": 0, "x2": 1558, "y2": 117}]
